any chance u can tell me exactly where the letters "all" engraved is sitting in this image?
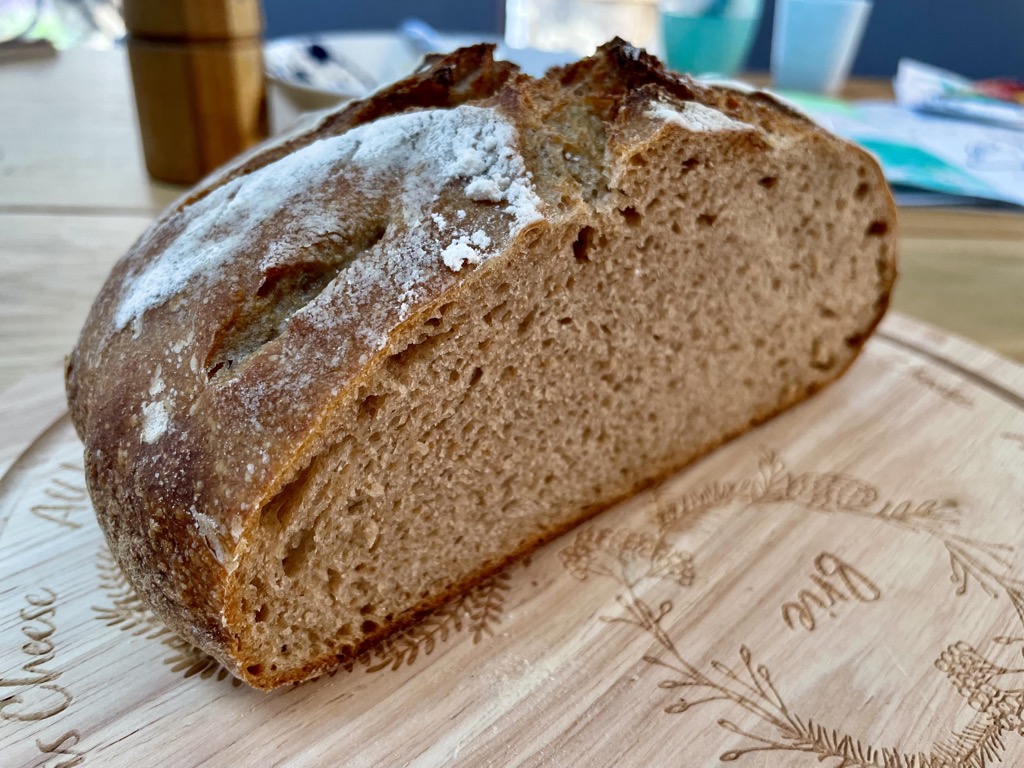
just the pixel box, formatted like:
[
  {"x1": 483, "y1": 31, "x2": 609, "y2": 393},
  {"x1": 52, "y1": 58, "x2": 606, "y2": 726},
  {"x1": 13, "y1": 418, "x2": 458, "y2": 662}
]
[{"x1": 30, "y1": 463, "x2": 88, "y2": 531}]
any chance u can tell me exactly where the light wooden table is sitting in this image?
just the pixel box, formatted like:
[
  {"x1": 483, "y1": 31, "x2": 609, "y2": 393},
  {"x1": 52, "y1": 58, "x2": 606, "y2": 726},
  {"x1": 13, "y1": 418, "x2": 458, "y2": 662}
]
[{"x1": 1, "y1": 48, "x2": 1022, "y2": 396}]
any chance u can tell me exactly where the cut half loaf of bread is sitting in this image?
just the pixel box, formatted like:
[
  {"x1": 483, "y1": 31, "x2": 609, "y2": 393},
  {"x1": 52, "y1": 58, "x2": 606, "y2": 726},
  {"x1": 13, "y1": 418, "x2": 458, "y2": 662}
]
[{"x1": 66, "y1": 40, "x2": 896, "y2": 689}]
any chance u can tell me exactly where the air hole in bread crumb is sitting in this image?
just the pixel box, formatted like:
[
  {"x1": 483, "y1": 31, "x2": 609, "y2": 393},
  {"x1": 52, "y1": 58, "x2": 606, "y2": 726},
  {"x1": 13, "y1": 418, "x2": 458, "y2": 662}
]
[
  {"x1": 697, "y1": 213, "x2": 717, "y2": 227},
  {"x1": 758, "y1": 176, "x2": 778, "y2": 189},
  {"x1": 254, "y1": 604, "x2": 268, "y2": 622},
  {"x1": 246, "y1": 664, "x2": 262, "y2": 676},
  {"x1": 483, "y1": 301, "x2": 509, "y2": 325},
  {"x1": 854, "y1": 182, "x2": 870, "y2": 200},
  {"x1": 619, "y1": 207, "x2": 642, "y2": 228},
  {"x1": 866, "y1": 220, "x2": 889, "y2": 236},
  {"x1": 558, "y1": 317, "x2": 573, "y2": 326},
  {"x1": 468, "y1": 367, "x2": 483, "y2": 388},
  {"x1": 670, "y1": 220, "x2": 682, "y2": 235},
  {"x1": 448, "y1": 369, "x2": 460, "y2": 384},
  {"x1": 630, "y1": 154, "x2": 648, "y2": 167},
  {"x1": 358, "y1": 393, "x2": 387, "y2": 420},
  {"x1": 361, "y1": 620, "x2": 378, "y2": 634},
  {"x1": 572, "y1": 226, "x2": 594, "y2": 262},
  {"x1": 282, "y1": 527, "x2": 316, "y2": 577},
  {"x1": 327, "y1": 568, "x2": 341, "y2": 596},
  {"x1": 681, "y1": 157, "x2": 698, "y2": 173},
  {"x1": 811, "y1": 338, "x2": 836, "y2": 371},
  {"x1": 517, "y1": 308, "x2": 537, "y2": 335}
]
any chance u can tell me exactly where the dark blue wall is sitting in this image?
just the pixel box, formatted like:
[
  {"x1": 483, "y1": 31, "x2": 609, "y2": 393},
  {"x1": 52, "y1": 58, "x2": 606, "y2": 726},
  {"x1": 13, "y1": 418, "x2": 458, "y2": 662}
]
[
  {"x1": 264, "y1": 1, "x2": 1024, "y2": 79},
  {"x1": 747, "y1": 0, "x2": 1024, "y2": 79},
  {"x1": 263, "y1": 1, "x2": 504, "y2": 38}
]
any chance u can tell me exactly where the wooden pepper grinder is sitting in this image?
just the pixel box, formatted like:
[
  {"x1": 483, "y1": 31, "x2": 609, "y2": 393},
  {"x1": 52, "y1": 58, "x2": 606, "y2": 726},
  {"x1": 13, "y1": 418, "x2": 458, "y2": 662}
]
[{"x1": 124, "y1": 0, "x2": 268, "y2": 184}]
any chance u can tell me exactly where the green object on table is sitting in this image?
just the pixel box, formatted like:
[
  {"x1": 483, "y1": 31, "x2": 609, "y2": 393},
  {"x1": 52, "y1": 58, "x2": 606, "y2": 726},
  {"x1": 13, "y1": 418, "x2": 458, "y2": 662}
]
[
  {"x1": 773, "y1": 90, "x2": 858, "y2": 116},
  {"x1": 856, "y1": 139, "x2": 1001, "y2": 201},
  {"x1": 660, "y1": 0, "x2": 763, "y2": 76}
]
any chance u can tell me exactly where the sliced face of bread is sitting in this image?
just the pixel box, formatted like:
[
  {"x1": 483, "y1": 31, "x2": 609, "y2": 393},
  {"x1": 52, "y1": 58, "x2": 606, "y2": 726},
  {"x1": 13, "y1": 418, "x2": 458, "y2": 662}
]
[{"x1": 66, "y1": 40, "x2": 896, "y2": 689}]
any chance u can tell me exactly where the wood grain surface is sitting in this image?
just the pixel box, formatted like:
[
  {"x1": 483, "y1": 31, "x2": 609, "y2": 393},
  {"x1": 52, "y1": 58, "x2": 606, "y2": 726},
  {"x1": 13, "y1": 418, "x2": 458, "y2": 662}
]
[{"x1": 2, "y1": 313, "x2": 1023, "y2": 767}]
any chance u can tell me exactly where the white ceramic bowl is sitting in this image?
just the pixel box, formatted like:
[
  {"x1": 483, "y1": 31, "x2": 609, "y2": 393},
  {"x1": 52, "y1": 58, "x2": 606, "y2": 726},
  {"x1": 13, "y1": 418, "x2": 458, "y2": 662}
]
[{"x1": 264, "y1": 30, "x2": 576, "y2": 134}]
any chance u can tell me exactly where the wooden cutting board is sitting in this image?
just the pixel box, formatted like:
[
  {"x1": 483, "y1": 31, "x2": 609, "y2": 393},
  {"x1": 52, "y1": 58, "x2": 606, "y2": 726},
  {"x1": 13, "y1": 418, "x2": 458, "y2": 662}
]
[{"x1": 3, "y1": 313, "x2": 1024, "y2": 768}]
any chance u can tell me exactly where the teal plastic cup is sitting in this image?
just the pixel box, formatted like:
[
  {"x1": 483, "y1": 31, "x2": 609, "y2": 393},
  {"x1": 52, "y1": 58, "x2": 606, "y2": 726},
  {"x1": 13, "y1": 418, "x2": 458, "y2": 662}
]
[
  {"x1": 771, "y1": 0, "x2": 873, "y2": 94},
  {"x1": 659, "y1": 0, "x2": 765, "y2": 76}
]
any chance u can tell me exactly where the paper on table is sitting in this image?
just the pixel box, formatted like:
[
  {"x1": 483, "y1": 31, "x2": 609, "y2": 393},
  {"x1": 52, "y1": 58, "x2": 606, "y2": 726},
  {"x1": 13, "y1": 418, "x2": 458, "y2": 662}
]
[
  {"x1": 804, "y1": 101, "x2": 1024, "y2": 208},
  {"x1": 894, "y1": 58, "x2": 1024, "y2": 132}
]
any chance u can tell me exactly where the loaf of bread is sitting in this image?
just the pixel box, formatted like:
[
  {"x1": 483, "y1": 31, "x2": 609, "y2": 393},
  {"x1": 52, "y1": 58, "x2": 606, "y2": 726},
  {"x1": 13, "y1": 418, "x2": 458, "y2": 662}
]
[{"x1": 66, "y1": 40, "x2": 896, "y2": 689}]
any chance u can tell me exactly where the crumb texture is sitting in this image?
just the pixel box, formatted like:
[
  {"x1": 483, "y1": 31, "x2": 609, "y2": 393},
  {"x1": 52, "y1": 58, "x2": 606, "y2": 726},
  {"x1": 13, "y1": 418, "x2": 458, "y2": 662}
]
[{"x1": 65, "y1": 40, "x2": 896, "y2": 689}]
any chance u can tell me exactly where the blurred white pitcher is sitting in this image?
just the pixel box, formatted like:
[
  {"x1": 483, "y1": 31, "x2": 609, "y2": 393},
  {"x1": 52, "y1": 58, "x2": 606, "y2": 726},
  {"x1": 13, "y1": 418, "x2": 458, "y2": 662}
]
[{"x1": 505, "y1": 0, "x2": 661, "y2": 55}]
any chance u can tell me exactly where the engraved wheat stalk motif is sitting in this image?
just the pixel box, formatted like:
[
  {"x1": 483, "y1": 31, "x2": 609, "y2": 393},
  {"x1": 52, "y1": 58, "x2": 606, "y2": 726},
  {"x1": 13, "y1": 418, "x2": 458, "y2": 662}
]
[
  {"x1": 349, "y1": 568, "x2": 517, "y2": 673},
  {"x1": 92, "y1": 547, "x2": 241, "y2": 686},
  {"x1": 96, "y1": 544, "x2": 523, "y2": 682}
]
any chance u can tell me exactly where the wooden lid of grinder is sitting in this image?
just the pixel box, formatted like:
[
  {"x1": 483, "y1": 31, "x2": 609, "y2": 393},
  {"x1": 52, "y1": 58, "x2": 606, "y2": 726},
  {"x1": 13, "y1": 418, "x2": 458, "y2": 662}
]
[{"x1": 124, "y1": 0, "x2": 263, "y2": 41}]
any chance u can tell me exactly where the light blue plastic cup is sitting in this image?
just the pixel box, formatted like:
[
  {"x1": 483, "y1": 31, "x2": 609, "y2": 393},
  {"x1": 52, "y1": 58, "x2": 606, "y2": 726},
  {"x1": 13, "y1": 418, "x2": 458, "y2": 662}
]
[{"x1": 771, "y1": 0, "x2": 873, "y2": 94}]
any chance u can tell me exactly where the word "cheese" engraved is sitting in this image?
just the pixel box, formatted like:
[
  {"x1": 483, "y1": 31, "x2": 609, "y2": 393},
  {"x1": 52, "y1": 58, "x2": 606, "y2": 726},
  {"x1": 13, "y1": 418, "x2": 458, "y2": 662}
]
[
  {"x1": 1, "y1": 588, "x2": 85, "y2": 765},
  {"x1": 782, "y1": 552, "x2": 881, "y2": 631}
]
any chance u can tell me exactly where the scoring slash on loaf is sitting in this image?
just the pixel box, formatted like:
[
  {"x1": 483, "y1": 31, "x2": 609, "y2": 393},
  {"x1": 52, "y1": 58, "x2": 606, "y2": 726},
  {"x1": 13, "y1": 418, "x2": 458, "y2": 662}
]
[{"x1": 66, "y1": 40, "x2": 897, "y2": 689}]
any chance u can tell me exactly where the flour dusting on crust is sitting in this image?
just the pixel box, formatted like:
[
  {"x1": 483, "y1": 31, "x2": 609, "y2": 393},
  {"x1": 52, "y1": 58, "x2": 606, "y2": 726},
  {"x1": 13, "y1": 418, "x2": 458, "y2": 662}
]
[
  {"x1": 141, "y1": 400, "x2": 169, "y2": 444},
  {"x1": 112, "y1": 106, "x2": 543, "y2": 332},
  {"x1": 648, "y1": 100, "x2": 754, "y2": 133}
]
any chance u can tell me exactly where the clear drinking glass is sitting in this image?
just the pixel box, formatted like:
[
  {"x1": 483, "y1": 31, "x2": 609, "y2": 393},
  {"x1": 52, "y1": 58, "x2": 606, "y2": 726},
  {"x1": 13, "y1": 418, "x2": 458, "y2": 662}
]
[
  {"x1": 658, "y1": 0, "x2": 764, "y2": 76},
  {"x1": 505, "y1": 0, "x2": 661, "y2": 56}
]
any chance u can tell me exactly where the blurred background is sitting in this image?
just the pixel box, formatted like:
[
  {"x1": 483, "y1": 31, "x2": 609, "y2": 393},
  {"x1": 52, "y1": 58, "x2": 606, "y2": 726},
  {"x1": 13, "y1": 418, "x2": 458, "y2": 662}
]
[
  {"x1": 2, "y1": 0, "x2": 1020, "y2": 78},
  {"x1": 2, "y1": 0, "x2": 1021, "y2": 203},
  {"x1": 258, "y1": 0, "x2": 1022, "y2": 79}
]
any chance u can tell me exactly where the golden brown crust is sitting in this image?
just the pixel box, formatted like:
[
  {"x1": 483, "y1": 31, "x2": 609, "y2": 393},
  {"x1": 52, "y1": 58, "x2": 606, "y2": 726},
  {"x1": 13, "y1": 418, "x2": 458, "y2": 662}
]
[{"x1": 66, "y1": 39, "x2": 897, "y2": 687}]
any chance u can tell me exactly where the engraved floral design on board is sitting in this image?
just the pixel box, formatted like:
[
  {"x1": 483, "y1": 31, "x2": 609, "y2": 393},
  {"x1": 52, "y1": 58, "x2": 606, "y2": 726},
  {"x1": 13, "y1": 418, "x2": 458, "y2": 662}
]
[
  {"x1": 930, "y1": 638, "x2": 1024, "y2": 766},
  {"x1": 658, "y1": 450, "x2": 1024, "y2": 628},
  {"x1": 559, "y1": 449, "x2": 1024, "y2": 766}
]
